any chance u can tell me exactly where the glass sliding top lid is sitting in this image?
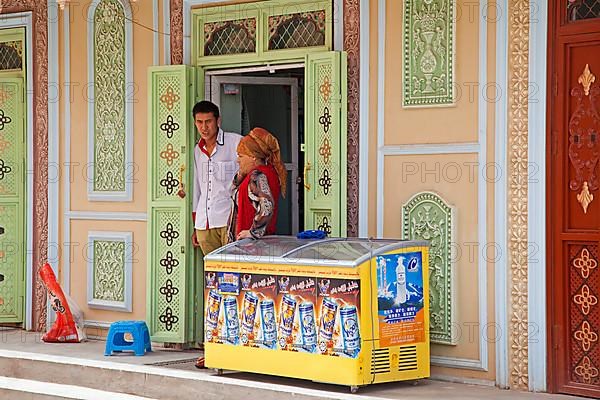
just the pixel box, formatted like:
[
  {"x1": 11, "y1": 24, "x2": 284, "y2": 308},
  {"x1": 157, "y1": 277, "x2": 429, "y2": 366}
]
[
  {"x1": 211, "y1": 236, "x2": 312, "y2": 258},
  {"x1": 208, "y1": 236, "x2": 408, "y2": 264}
]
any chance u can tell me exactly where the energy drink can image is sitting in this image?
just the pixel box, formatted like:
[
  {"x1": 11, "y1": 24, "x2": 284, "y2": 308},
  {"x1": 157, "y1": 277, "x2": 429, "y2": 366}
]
[
  {"x1": 340, "y1": 305, "x2": 361, "y2": 356},
  {"x1": 223, "y1": 296, "x2": 240, "y2": 345},
  {"x1": 259, "y1": 299, "x2": 277, "y2": 348},
  {"x1": 241, "y1": 291, "x2": 259, "y2": 344},
  {"x1": 278, "y1": 294, "x2": 297, "y2": 348},
  {"x1": 318, "y1": 297, "x2": 338, "y2": 353},
  {"x1": 298, "y1": 302, "x2": 317, "y2": 351},
  {"x1": 205, "y1": 290, "x2": 222, "y2": 342}
]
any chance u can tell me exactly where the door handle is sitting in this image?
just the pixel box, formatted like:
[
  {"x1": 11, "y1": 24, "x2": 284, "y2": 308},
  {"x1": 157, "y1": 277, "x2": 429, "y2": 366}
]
[
  {"x1": 177, "y1": 164, "x2": 186, "y2": 198},
  {"x1": 303, "y1": 161, "x2": 312, "y2": 191}
]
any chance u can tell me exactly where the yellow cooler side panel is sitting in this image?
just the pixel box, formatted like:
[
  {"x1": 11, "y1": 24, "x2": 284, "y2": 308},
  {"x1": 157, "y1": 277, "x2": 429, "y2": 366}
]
[
  {"x1": 359, "y1": 246, "x2": 430, "y2": 384},
  {"x1": 205, "y1": 343, "x2": 363, "y2": 385}
]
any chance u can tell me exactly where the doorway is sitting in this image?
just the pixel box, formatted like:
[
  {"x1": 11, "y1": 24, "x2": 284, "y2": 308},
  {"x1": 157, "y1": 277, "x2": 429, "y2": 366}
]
[
  {"x1": 205, "y1": 65, "x2": 305, "y2": 235},
  {"x1": 547, "y1": 0, "x2": 600, "y2": 397}
]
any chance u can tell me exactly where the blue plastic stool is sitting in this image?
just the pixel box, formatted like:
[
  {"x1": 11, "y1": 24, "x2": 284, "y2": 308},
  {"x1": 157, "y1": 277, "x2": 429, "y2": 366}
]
[{"x1": 104, "y1": 320, "x2": 152, "y2": 356}]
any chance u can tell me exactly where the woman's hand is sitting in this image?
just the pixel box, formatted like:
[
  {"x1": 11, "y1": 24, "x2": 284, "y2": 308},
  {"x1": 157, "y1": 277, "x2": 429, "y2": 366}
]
[{"x1": 236, "y1": 230, "x2": 254, "y2": 240}]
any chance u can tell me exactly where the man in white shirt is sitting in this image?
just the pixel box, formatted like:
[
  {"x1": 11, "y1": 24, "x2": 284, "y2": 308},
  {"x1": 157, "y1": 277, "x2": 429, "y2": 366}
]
[{"x1": 191, "y1": 101, "x2": 242, "y2": 255}]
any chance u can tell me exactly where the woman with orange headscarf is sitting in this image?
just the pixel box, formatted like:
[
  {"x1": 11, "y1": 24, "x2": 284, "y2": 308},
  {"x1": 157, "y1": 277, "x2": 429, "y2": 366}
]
[{"x1": 228, "y1": 127, "x2": 287, "y2": 241}]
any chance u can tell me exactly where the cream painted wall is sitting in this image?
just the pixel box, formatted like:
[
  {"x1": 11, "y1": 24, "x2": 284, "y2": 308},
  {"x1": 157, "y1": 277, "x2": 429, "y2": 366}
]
[
  {"x1": 68, "y1": 220, "x2": 147, "y2": 323},
  {"x1": 367, "y1": 0, "x2": 379, "y2": 237},
  {"x1": 384, "y1": 154, "x2": 480, "y2": 361},
  {"x1": 60, "y1": 0, "x2": 164, "y2": 321},
  {"x1": 385, "y1": 0, "x2": 479, "y2": 145},
  {"x1": 68, "y1": 0, "x2": 151, "y2": 213},
  {"x1": 370, "y1": 0, "x2": 499, "y2": 381}
]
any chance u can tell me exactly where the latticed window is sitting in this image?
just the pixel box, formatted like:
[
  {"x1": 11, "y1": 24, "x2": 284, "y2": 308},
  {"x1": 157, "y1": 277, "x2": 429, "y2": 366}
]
[
  {"x1": 204, "y1": 18, "x2": 256, "y2": 56},
  {"x1": 268, "y1": 10, "x2": 326, "y2": 50},
  {"x1": 567, "y1": 0, "x2": 600, "y2": 22},
  {"x1": 0, "y1": 41, "x2": 22, "y2": 71}
]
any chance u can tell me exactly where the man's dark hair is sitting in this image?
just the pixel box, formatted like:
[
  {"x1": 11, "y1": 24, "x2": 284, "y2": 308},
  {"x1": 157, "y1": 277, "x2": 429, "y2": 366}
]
[{"x1": 192, "y1": 101, "x2": 220, "y2": 119}]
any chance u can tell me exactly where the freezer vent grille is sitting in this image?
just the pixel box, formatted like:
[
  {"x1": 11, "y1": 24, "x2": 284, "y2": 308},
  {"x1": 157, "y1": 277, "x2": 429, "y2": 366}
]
[
  {"x1": 398, "y1": 345, "x2": 418, "y2": 371},
  {"x1": 370, "y1": 348, "x2": 391, "y2": 374}
]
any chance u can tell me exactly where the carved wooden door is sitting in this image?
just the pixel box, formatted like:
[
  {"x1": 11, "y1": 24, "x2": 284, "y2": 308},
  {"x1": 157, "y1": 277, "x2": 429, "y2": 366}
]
[
  {"x1": 548, "y1": 1, "x2": 600, "y2": 396},
  {"x1": 304, "y1": 51, "x2": 347, "y2": 237},
  {"x1": 0, "y1": 77, "x2": 24, "y2": 324},
  {"x1": 148, "y1": 66, "x2": 200, "y2": 344}
]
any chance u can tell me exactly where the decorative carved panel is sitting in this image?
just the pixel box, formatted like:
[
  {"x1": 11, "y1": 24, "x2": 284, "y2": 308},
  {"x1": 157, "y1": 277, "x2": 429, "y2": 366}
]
[
  {"x1": 156, "y1": 211, "x2": 182, "y2": 333},
  {"x1": 568, "y1": 64, "x2": 599, "y2": 214},
  {"x1": 403, "y1": 0, "x2": 455, "y2": 106},
  {"x1": 170, "y1": 0, "x2": 183, "y2": 65},
  {"x1": 92, "y1": 0, "x2": 127, "y2": 193},
  {"x1": 87, "y1": 232, "x2": 132, "y2": 312},
  {"x1": 92, "y1": 240, "x2": 126, "y2": 303},
  {"x1": 569, "y1": 245, "x2": 600, "y2": 386},
  {"x1": 402, "y1": 192, "x2": 455, "y2": 344},
  {"x1": 344, "y1": 0, "x2": 360, "y2": 237},
  {"x1": 508, "y1": 0, "x2": 530, "y2": 389}
]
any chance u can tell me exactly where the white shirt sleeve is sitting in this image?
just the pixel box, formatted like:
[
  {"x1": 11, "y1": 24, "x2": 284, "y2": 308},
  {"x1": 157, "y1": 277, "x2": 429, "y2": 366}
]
[{"x1": 192, "y1": 147, "x2": 201, "y2": 219}]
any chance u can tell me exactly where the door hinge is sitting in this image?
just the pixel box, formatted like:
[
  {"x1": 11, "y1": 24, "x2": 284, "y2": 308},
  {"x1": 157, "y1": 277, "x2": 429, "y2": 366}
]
[
  {"x1": 553, "y1": 73, "x2": 558, "y2": 97},
  {"x1": 553, "y1": 325, "x2": 560, "y2": 350},
  {"x1": 300, "y1": 143, "x2": 305, "y2": 152},
  {"x1": 181, "y1": 246, "x2": 185, "y2": 254}
]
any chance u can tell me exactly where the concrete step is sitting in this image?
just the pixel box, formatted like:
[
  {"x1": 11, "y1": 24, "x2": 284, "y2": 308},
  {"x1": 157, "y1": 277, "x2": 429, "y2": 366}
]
[
  {"x1": 0, "y1": 350, "x2": 372, "y2": 400},
  {"x1": 0, "y1": 376, "x2": 156, "y2": 399}
]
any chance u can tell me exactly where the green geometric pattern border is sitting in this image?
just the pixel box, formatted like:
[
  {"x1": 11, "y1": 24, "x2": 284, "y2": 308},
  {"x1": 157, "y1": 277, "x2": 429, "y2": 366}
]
[
  {"x1": 403, "y1": 0, "x2": 455, "y2": 107},
  {"x1": 402, "y1": 191, "x2": 456, "y2": 344}
]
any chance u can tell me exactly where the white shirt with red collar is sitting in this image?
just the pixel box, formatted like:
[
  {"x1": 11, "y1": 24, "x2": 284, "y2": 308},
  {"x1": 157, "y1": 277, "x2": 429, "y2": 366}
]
[{"x1": 192, "y1": 128, "x2": 242, "y2": 230}]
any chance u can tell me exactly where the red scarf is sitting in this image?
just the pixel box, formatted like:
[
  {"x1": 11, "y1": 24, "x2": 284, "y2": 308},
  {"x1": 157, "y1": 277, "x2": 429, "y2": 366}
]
[{"x1": 236, "y1": 165, "x2": 281, "y2": 237}]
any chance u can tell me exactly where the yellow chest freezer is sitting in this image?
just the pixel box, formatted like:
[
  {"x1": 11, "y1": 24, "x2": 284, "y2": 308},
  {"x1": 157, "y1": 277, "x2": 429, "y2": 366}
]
[{"x1": 203, "y1": 237, "x2": 430, "y2": 392}]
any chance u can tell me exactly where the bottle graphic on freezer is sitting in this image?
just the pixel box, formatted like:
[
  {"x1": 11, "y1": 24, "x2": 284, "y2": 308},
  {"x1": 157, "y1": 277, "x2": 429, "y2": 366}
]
[{"x1": 395, "y1": 256, "x2": 407, "y2": 305}]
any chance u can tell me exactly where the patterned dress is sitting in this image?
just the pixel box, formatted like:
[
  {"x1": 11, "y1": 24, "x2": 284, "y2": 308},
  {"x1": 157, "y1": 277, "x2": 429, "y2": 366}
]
[{"x1": 227, "y1": 169, "x2": 275, "y2": 242}]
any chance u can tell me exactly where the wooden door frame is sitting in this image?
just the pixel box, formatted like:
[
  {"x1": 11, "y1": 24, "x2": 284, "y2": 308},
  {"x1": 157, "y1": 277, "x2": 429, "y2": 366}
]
[
  {"x1": 0, "y1": 3, "x2": 49, "y2": 333},
  {"x1": 0, "y1": 15, "x2": 35, "y2": 330},
  {"x1": 546, "y1": 0, "x2": 557, "y2": 392}
]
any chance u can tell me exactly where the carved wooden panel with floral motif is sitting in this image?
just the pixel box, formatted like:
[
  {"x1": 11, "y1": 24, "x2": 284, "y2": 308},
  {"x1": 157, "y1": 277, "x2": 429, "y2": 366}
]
[{"x1": 549, "y1": 1, "x2": 600, "y2": 395}]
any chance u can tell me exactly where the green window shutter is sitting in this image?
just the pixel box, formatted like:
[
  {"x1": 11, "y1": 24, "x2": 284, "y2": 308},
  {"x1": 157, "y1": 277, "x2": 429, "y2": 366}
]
[
  {"x1": 147, "y1": 66, "x2": 196, "y2": 343},
  {"x1": 0, "y1": 77, "x2": 25, "y2": 323},
  {"x1": 304, "y1": 51, "x2": 347, "y2": 237}
]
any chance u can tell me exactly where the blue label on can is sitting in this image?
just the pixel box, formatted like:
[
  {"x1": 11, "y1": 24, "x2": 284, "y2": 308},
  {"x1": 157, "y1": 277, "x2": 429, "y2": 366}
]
[
  {"x1": 340, "y1": 305, "x2": 361, "y2": 355},
  {"x1": 260, "y1": 299, "x2": 277, "y2": 348},
  {"x1": 241, "y1": 292, "x2": 259, "y2": 339},
  {"x1": 319, "y1": 297, "x2": 338, "y2": 342},
  {"x1": 279, "y1": 294, "x2": 297, "y2": 348},
  {"x1": 299, "y1": 302, "x2": 317, "y2": 349},
  {"x1": 223, "y1": 296, "x2": 239, "y2": 345}
]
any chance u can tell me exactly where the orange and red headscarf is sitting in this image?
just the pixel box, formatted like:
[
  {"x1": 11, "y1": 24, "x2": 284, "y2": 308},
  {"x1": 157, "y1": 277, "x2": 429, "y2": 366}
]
[{"x1": 237, "y1": 127, "x2": 287, "y2": 198}]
